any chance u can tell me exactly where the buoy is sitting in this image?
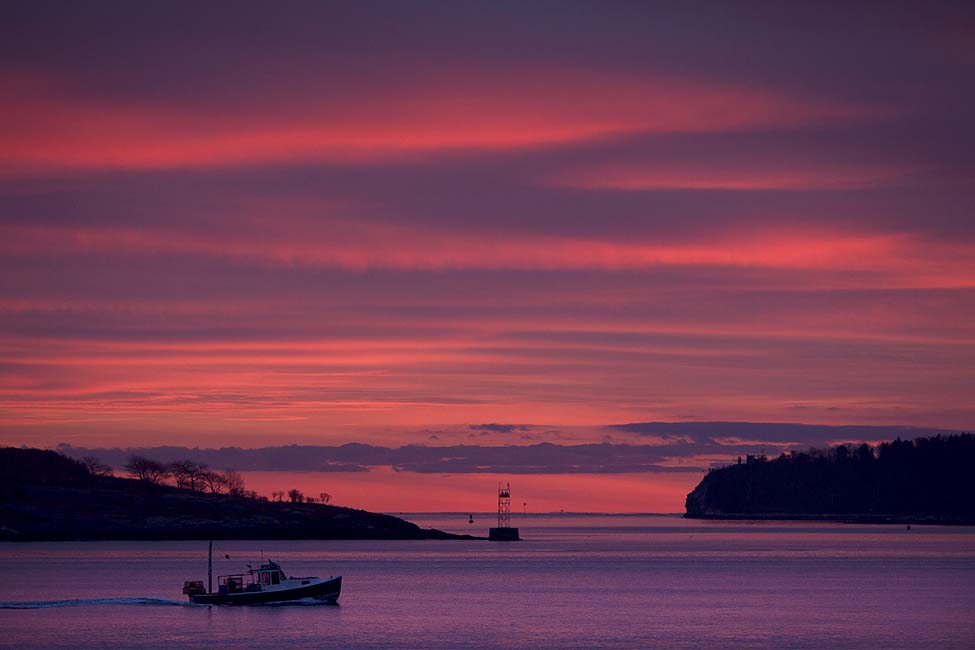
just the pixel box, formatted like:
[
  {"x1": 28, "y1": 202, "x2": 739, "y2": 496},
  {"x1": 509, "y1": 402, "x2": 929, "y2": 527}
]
[{"x1": 468, "y1": 513, "x2": 474, "y2": 524}]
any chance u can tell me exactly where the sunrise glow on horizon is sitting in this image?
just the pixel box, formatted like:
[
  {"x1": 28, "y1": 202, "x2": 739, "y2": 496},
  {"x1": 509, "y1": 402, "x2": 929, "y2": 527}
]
[{"x1": 2, "y1": 2, "x2": 973, "y2": 511}]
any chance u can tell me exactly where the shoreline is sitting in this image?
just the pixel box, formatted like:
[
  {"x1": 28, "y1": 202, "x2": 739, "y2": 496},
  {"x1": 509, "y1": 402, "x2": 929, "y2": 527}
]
[
  {"x1": 683, "y1": 513, "x2": 975, "y2": 526},
  {"x1": 0, "y1": 527, "x2": 484, "y2": 543}
]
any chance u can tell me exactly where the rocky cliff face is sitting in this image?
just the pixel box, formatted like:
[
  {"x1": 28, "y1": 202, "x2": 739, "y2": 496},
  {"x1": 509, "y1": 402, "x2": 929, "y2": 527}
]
[
  {"x1": 683, "y1": 472, "x2": 715, "y2": 517},
  {"x1": 0, "y1": 448, "x2": 472, "y2": 541}
]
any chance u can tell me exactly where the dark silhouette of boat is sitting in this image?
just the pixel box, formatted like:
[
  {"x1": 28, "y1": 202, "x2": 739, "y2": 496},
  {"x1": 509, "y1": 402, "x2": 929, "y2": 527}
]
[{"x1": 182, "y1": 542, "x2": 341, "y2": 605}]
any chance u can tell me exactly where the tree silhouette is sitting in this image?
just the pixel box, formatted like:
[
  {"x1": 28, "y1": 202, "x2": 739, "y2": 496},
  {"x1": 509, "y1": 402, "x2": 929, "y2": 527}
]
[
  {"x1": 81, "y1": 456, "x2": 112, "y2": 477},
  {"x1": 222, "y1": 469, "x2": 245, "y2": 496},
  {"x1": 686, "y1": 433, "x2": 975, "y2": 519},
  {"x1": 124, "y1": 455, "x2": 168, "y2": 484},
  {"x1": 168, "y1": 460, "x2": 208, "y2": 490},
  {"x1": 199, "y1": 469, "x2": 227, "y2": 493}
]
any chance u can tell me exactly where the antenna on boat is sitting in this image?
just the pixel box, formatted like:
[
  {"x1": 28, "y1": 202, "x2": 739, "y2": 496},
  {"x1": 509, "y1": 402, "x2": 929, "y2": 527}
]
[{"x1": 208, "y1": 540, "x2": 213, "y2": 595}]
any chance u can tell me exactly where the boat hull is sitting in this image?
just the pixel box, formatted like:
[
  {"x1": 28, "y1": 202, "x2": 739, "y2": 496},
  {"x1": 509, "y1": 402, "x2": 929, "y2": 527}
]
[{"x1": 190, "y1": 575, "x2": 341, "y2": 605}]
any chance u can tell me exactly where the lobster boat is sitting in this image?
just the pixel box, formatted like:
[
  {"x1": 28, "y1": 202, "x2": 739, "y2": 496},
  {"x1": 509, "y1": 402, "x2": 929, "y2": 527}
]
[{"x1": 183, "y1": 542, "x2": 341, "y2": 605}]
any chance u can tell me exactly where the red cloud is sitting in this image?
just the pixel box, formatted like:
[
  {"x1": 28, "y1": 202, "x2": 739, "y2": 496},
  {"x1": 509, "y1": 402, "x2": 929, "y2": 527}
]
[
  {"x1": 0, "y1": 67, "x2": 881, "y2": 172},
  {"x1": 548, "y1": 161, "x2": 915, "y2": 191},
  {"x1": 2, "y1": 218, "x2": 971, "y2": 289}
]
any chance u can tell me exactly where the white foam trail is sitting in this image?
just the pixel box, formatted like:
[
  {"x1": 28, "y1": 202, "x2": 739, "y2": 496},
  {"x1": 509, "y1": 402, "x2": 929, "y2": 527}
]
[{"x1": 0, "y1": 597, "x2": 192, "y2": 609}]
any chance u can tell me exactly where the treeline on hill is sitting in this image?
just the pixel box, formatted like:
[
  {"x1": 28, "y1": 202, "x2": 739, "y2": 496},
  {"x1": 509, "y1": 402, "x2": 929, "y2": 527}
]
[
  {"x1": 685, "y1": 434, "x2": 975, "y2": 523},
  {"x1": 0, "y1": 449, "x2": 264, "y2": 504},
  {"x1": 0, "y1": 447, "x2": 463, "y2": 541},
  {"x1": 98, "y1": 455, "x2": 331, "y2": 504},
  {"x1": 114, "y1": 455, "x2": 253, "y2": 497}
]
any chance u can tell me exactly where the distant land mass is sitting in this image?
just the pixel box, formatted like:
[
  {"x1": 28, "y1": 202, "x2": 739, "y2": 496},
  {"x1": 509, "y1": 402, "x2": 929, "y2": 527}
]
[
  {"x1": 685, "y1": 434, "x2": 975, "y2": 524},
  {"x1": 0, "y1": 448, "x2": 473, "y2": 541},
  {"x1": 55, "y1": 422, "x2": 965, "y2": 475}
]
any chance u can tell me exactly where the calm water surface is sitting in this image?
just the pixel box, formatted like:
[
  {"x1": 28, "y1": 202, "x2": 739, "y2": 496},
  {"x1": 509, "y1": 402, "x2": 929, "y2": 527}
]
[{"x1": 1, "y1": 515, "x2": 973, "y2": 649}]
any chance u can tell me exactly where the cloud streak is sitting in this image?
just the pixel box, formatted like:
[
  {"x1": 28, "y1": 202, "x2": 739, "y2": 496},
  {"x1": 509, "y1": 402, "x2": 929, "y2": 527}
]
[
  {"x1": 548, "y1": 160, "x2": 915, "y2": 191},
  {"x1": 3, "y1": 219, "x2": 971, "y2": 289},
  {"x1": 0, "y1": 66, "x2": 879, "y2": 173}
]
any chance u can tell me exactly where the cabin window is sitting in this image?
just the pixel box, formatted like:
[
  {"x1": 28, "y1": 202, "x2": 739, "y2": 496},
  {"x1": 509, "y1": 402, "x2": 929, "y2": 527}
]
[
  {"x1": 262, "y1": 572, "x2": 271, "y2": 585},
  {"x1": 271, "y1": 572, "x2": 280, "y2": 585}
]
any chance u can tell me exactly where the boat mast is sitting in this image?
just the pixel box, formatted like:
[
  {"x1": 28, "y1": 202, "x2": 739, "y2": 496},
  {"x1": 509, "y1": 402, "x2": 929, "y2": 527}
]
[{"x1": 208, "y1": 540, "x2": 213, "y2": 594}]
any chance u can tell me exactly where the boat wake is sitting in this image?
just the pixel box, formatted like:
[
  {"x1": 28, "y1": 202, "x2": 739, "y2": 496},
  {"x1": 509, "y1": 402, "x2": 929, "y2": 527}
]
[
  {"x1": 264, "y1": 597, "x2": 339, "y2": 607},
  {"x1": 0, "y1": 597, "x2": 192, "y2": 609},
  {"x1": 0, "y1": 596, "x2": 339, "y2": 609}
]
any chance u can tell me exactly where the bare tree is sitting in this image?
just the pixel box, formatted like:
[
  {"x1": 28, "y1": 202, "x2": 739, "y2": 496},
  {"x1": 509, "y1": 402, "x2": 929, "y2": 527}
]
[
  {"x1": 271, "y1": 490, "x2": 285, "y2": 503},
  {"x1": 81, "y1": 456, "x2": 113, "y2": 477},
  {"x1": 199, "y1": 469, "x2": 228, "y2": 493},
  {"x1": 287, "y1": 488, "x2": 304, "y2": 503},
  {"x1": 168, "y1": 460, "x2": 209, "y2": 490},
  {"x1": 222, "y1": 469, "x2": 246, "y2": 496},
  {"x1": 318, "y1": 491, "x2": 332, "y2": 505},
  {"x1": 167, "y1": 460, "x2": 199, "y2": 488},
  {"x1": 124, "y1": 455, "x2": 168, "y2": 484}
]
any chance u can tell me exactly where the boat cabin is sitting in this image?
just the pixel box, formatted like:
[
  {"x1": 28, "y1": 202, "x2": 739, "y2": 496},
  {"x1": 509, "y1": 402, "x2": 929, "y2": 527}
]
[
  {"x1": 183, "y1": 549, "x2": 341, "y2": 604},
  {"x1": 217, "y1": 560, "x2": 286, "y2": 594}
]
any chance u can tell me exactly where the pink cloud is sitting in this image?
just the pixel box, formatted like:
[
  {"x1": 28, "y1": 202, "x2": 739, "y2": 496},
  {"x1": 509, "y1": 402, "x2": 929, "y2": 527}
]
[
  {"x1": 548, "y1": 160, "x2": 916, "y2": 191},
  {"x1": 2, "y1": 218, "x2": 972, "y2": 289},
  {"x1": 0, "y1": 67, "x2": 881, "y2": 172}
]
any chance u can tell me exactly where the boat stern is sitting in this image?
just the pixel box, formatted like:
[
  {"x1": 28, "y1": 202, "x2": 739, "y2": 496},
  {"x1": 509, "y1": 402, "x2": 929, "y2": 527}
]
[{"x1": 182, "y1": 580, "x2": 206, "y2": 598}]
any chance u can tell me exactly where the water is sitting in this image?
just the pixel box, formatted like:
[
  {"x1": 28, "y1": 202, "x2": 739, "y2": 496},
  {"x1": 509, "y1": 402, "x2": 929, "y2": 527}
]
[{"x1": 1, "y1": 515, "x2": 973, "y2": 649}]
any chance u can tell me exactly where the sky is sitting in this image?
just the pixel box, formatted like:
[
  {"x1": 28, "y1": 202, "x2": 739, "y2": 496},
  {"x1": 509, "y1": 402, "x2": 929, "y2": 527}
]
[{"x1": 2, "y1": 2, "x2": 974, "y2": 511}]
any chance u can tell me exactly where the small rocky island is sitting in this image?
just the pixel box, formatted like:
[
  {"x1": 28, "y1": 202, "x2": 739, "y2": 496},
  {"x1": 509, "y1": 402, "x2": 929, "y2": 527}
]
[
  {"x1": 0, "y1": 447, "x2": 472, "y2": 541},
  {"x1": 685, "y1": 434, "x2": 975, "y2": 524}
]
